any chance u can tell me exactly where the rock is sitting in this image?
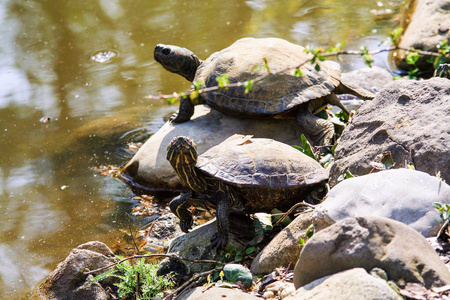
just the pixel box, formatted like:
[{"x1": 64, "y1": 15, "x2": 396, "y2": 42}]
[
  {"x1": 176, "y1": 286, "x2": 259, "y2": 300},
  {"x1": 39, "y1": 242, "x2": 116, "y2": 299},
  {"x1": 287, "y1": 268, "x2": 402, "y2": 300},
  {"x1": 157, "y1": 216, "x2": 252, "y2": 277},
  {"x1": 313, "y1": 169, "x2": 450, "y2": 237},
  {"x1": 329, "y1": 78, "x2": 450, "y2": 186},
  {"x1": 395, "y1": 0, "x2": 450, "y2": 72},
  {"x1": 251, "y1": 212, "x2": 314, "y2": 275},
  {"x1": 76, "y1": 241, "x2": 116, "y2": 257},
  {"x1": 121, "y1": 105, "x2": 305, "y2": 190},
  {"x1": 340, "y1": 66, "x2": 394, "y2": 94},
  {"x1": 338, "y1": 67, "x2": 394, "y2": 111},
  {"x1": 67, "y1": 275, "x2": 109, "y2": 300},
  {"x1": 293, "y1": 216, "x2": 450, "y2": 289}
]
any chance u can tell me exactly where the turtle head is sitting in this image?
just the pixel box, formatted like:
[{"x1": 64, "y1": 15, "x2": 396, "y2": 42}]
[
  {"x1": 154, "y1": 44, "x2": 201, "y2": 82},
  {"x1": 434, "y1": 63, "x2": 450, "y2": 79},
  {"x1": 167, "y1": 136, "x2": 198, "y2": 168}
]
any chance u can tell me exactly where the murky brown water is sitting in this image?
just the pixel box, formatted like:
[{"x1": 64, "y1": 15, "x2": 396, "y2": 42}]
[{"x1": 0, "y1": 0, "x2": 404, "y2": 298}]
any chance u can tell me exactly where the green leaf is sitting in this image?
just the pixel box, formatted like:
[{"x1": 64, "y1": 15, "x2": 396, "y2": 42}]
[
  {"x1": 314, "y1": 64, "x2": 321, "y2": 71},
  {"x1": 298, "y1": 237, "x2": 305, "y2": 246},
  {"x1": 216, "y1": 74, "x2": 230, "y2": 90},
  {"x1": 262, "y1": 57, "x2": 271, "y2": 74},
  {"x1": 305, "y1": 224, "x2": 314, "y2": 238},
  {"x1": 389, "y1": 28, "x2": 403, "y2": 46},
  {"x1": 294, "y1": 68, "x2": 302, "y2": 77},
  {"x1": 244, "y1": 80, "x2": 253, "y2": 94},
  {"x1": 300, "y1": 134, "x2": 315, "y2": 159},
  {"x1": 244, "y1": 247, "x2": 256, "y2": 255},
  {"x1": 223, "y1": 264, "x2": 253, "y2": 289},
  {"x1": 271, "y1": 208, "x2": 291, "y2": 226}
]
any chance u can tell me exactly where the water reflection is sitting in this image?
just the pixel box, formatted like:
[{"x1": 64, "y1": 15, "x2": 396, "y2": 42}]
[{"x1": 0, "y1": 0, "x2": 402, "y2": 297}]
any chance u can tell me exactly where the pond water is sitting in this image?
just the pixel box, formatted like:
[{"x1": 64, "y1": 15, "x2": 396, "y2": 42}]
[{"x1": 0, "y1": 0, "x2": 405, "y2": 298}]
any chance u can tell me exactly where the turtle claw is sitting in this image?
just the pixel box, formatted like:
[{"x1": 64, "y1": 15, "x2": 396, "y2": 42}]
[
  {"x1": 179, "y1": 215, "x2": 193, "y2": 233},
  {"x1": 211, "y1": 232, "x2": 228, "y2": 249}
]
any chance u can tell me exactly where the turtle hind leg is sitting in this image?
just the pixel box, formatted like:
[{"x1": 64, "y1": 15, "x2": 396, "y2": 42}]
[
  {"x1": 296, "y1": 108, "x2": 334, "y2": 151},
  {"x1": 169, "y1": 191, "x2": 193, "y2": 232},
  {"x1": 169, "y1": 96, "x2": 195, "y2": 123}
]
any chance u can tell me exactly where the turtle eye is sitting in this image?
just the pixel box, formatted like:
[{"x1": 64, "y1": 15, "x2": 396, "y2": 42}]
[{"x1": 162, "y1": 48, "x2": 171, "y2": 55}]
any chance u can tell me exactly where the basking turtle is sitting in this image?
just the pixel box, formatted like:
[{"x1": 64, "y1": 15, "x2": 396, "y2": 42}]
[
  {"x1": 155, "y1": 37, "x2": 375, "y2": 147},
  {"x1": 434, "y1": 63, "x2": 450, "y2": 78},
  {"x1": 166, "y1": 134, "x2": 329, "y2": 248}
]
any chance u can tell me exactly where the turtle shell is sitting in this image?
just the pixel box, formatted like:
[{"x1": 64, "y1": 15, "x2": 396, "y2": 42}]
[
  {"x1": 196, "y1": 135, "x2": 329, "y2": 211},
  {"x1": 195, "y1": 37, "x2": 341, "y2": 116}
]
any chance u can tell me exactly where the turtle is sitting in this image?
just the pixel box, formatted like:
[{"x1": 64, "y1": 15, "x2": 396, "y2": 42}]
[
  {"x1": 154, "y1": 37, "x2": 375, "y2": 148},
  {"x1": 166, "y1": 134, "x2": 329, "y2": 249},
  {"x1": 434, "y1": 63, "x2": 450, "y2": 78}
]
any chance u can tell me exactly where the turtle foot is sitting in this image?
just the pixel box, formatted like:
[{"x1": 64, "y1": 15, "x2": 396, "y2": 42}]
[
  {"x1": 211, "y1": 232, "x2": 228, "y2": 249},
  {"x1": 179, "y1": 214, "x2": 193, "y2": 233}
]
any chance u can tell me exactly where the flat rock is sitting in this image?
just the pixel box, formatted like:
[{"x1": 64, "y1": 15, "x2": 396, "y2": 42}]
[
  {"x1": 121, "y1": 105, "x2": 305, "y2": 191},
  {"x1": 314, "y1": 169, "x2": 450, "y2": 237},
  {"x1": 293, "y1": 216, "x2": 450, "y2": 289},
  {"x1": 176, "y1": 286, "x2": 259, "y2": 300},
  {"x1": 395, "y1": 0, "x2": 450, "y2": 71},
  {"x1": 329, "y1": 78, "x2": 450, "y2": 186},
  {"x1": 287, "y1": 268, "x2": 402, "y2": 300},
  {"x1": 157, "y1": 216, "x2": 252, "y2": 277},
  {"x1": 250, "y1": 211, "x2": 314, "y2": 275}
]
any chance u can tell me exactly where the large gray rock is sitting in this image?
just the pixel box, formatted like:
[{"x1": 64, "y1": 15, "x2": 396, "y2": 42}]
[
  {"x1": 250, "y1": 212, "x2": 314, "y2": 275},
  {"x1": 395, "y1": 0, "x2": 450, "y2": 71},
  {"x1": 293, "y1": 216, "x2": 450, "y2": 289},
  {"x1": 39, "y1": 241, "x2": 116, "y2": 300},
  {"x1": 177, "y1": 286, "x2": 259, "y2": 300},
  {"x1": 329, "y1": 78, "x2": 450, "y2": 186},
  {"x1": 121, "y1": 105, "x2": 305, "y2": 190},
  {"x1": 314, "y1": 169, "x2": 450, "y2": 237},
  {"x1": 286, "y1": 268, "x2": 402, "y2": 300}
]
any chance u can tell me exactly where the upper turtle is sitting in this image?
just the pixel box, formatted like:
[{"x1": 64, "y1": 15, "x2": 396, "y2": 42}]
[{"x1": 155, "y1": 37, "x2": 351, "y2": 117}]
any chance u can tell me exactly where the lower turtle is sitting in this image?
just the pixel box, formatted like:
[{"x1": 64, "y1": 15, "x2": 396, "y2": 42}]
[
  {"x1": 155, "y1": 37, "x2": 375, "y2": 148},
  {"x1": 166, "y1": 134, "x2": 329, "y2": 248}
]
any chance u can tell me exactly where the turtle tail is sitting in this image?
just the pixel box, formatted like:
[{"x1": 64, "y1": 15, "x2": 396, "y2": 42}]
[{"x1": 336, "y1": 82, "x2": 375, "y2": 100}]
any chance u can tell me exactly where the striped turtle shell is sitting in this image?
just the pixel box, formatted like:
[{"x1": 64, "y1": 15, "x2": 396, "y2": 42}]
[
  {"x1": 196, "y1": 135, "x2": 329, "y2": 210},
  {"x1": 195, "y1": 37, "x2": 341, "y2": 116}
]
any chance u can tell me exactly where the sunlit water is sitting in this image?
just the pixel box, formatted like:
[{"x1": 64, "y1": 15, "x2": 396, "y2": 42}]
[{"x1": 0, "y1": 0, "x2": 404, "y2": 297}]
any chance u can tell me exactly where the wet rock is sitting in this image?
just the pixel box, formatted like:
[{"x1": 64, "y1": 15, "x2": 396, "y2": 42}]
[
  {"x1": 76, "y1": 241, "x2": 116, "y2": 257},
  {"x1": 251, "y1": 212, "x2": 314, "y2": 275},
  {"x1": 329, "y1": 78, "x2": 450, "y2": 186},
  {"x1": 314, "y1": 169, "x2": 450, "y2": 237},
  {"x1": 39, "y1": 241, "x2": 116, "y2": 300},
  {"x1": 157, "y1": 217, "x2": 251, "y2": 277},
  {"x1": 293, "y1": 216, "x2": 450, "y2": 289},
  {"x1": 395, "y1": 0, "x2": 450, "y2": 71},
  {"x1": 121, "y1": 105, "x2": 306, "y2": 190},
  {"x1": 287, "y1": 268, "x2": 402, "y2": 300},
  {"x1": 177, "y1": 286, "x2": 259, "y2": 300},
  {"x1": 67, "y1": 275, "x2": 109, "y2": 300}
]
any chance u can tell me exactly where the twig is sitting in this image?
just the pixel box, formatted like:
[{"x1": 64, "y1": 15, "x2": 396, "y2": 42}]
[
  {"x1": 84, "y1": 254, "x2": 226, "y2": 275},
  {"x1": 163, "y1": 267, "x2": 223, "y2": 300},
  {"x1": 273, "y1": 201, "x2": 315, "y2": 227}
]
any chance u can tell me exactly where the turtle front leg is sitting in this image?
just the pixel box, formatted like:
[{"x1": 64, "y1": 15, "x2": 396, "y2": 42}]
[
  {"x1": 169, "y1": 191, "x2": 193, "y2": 232},
  {"x1": 296, "y1": 108, "x2": 334, "y2": 151},
  {"x1": 211, "y1": 192, "x2": 231, "y2": 249},
  {"x1": 169, "y1": 97, "x2": 195, "y2": 123}
]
